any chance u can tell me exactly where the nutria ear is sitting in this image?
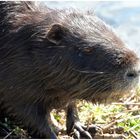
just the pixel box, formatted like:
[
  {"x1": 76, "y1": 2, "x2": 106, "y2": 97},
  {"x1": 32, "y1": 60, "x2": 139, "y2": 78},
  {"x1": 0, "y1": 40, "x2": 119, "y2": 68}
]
[{"x1": 47, "y1": 24, "x2": 67, "y2": 45}]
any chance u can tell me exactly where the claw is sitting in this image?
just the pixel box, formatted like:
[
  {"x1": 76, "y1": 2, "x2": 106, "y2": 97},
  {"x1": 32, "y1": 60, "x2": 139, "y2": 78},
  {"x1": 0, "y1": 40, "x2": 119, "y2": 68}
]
[
  {"x1": 73, "y1": 129, "x2": 80, "y2": 139},
  {"x1": 69, "y1": 122, "x2": 92, "y2": 139}
]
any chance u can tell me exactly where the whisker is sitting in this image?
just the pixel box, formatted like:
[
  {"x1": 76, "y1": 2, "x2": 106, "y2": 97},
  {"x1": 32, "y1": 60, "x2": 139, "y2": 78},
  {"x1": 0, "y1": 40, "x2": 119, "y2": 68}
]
[{"x1": 72, "y1": 69, "x2": 105, "y2": 74}]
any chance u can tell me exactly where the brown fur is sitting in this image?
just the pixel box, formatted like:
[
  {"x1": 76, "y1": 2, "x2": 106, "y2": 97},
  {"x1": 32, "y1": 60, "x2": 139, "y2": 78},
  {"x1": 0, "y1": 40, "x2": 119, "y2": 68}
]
[{"x1": 0, "y1": 1, "x2": 139, "y2": 138}]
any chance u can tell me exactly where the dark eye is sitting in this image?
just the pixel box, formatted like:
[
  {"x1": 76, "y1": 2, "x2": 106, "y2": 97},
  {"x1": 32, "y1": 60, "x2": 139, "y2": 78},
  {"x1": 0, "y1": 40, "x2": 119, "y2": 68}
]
[{"x1": 82, "y1": 47, "x2": 93, "y2": 54}]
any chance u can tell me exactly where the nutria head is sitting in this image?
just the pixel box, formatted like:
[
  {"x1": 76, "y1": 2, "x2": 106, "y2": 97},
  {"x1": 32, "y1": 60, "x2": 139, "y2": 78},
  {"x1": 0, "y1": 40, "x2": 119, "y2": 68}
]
[{"x1": 44, "y1": 11, "x2": 140, "y2": 103}]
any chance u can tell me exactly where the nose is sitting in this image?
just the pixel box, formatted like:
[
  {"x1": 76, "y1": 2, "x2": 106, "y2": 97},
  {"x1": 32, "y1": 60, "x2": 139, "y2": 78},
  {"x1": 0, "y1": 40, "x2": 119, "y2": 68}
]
[{"x1": 125, "y1": 70, "x2": 140, "y2": 80}]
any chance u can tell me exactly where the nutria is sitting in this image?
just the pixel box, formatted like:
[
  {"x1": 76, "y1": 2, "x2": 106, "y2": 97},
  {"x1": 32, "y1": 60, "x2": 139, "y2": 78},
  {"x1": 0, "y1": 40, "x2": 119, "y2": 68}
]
[{"x1": 0, "y1": 1, "x2": 139, "y2": 139}]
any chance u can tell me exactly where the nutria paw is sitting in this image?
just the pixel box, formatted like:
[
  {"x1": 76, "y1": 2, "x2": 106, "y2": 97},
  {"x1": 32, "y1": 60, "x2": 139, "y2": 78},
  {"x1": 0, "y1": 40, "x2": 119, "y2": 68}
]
[{"x1": 68, "y1": 122, "x2": 92, "y2": 139}]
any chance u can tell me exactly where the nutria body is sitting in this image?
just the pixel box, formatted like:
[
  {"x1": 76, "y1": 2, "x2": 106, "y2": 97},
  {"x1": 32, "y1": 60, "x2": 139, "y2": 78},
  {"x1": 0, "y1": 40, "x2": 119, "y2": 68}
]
[{"x1": 0, "y1": 1, "x2": 139, "y2": 138}]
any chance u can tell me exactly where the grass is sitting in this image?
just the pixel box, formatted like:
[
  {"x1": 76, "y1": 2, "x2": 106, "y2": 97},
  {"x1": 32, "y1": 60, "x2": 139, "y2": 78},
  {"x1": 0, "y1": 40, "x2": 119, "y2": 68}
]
[
  {"x1": 57, "y1": 88, "x2": 140, "y2": 139},
  {"x1": 0, "y1": 87, "x2": 140, "y2": 139}
]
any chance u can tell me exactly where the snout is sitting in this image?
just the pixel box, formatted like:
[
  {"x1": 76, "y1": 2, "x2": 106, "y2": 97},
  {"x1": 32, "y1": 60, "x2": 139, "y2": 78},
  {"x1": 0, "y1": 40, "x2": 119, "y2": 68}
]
[{"x1": 124, "y1": 61, "x2": 140, "y2": 84}]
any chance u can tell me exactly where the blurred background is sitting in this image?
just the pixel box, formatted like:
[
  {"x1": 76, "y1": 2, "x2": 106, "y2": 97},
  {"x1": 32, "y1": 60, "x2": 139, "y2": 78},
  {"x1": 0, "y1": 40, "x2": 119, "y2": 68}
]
[{"x1": 44, "y1": 1, "x2": 140, "y2": 57}]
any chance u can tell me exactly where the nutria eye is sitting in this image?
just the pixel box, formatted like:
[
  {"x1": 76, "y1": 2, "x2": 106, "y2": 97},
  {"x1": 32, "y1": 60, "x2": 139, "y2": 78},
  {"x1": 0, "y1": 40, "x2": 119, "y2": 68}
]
[{"x1": 82, "y1": 47, "x2": 93, "y2": 54}]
